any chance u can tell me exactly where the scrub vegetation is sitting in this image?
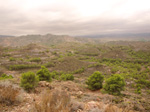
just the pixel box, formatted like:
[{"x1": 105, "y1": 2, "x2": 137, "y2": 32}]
[{"x1": 0, "y1": 41, "x2": 150, "y2": 112}]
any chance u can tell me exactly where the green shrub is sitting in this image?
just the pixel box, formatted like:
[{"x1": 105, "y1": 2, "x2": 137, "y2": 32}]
[
  {"x1": 36, "y1": 66, "x2": 52, "y2": 82},
  {"x1": 111, "y1": 67, "x2": 118, "y2": 74},
  {"x1": 66, "y1": 52, "x2": 74, "y2": 56},
  {"x1": 51, "y1": 71, "x2": 59, "y2": 80},
  {"x1": 86, "y1": 71, "x2": 104, "y2": 90},
  {"x1": 60, "y1": 74, "x2": 74, "y2": 81},
  {"x1": 9, "y1": 57, "x2": 16, "y2": 61},
  {"x1": 20, "y1": 72, "x2": 39, "y2": 91},
  {"x1": 19, "y1": 58, "x2": 24, "y2": 61},
  {"x1": 136, "y1": 79, "x2": 150, "y2": 88},
  {"x1": 44, "y1": 62, "x2": 55, "y2": 67},
  {"x1": 29, "y1": 57, "x2": 41, "y2": 62},
  {"x1": 0, "y1": 74, "x2": 13, "y2": 80},
  {"x1": 2, "y1": 54, "x2": 11, "y2": 57},
  {"x1": 146, "y1": 90, "x2": 150, "y2": 94},
  {"x1": 104, "y1": 74, "x2": 125, "y2": 95},
  {"x1": 135, "y1": 84, "x2": 141, "y2": 94},
  {"x1": 52, "y1": 51, "x2": 57, "y2": 55},
  {"x1": 50, "y1": 71, "x2": 64, "y2": 80},
  {"x1": 88, "y1": 63, "x2": 102, "y2": 68},
  {"x1": 73, "y1": 67, "x2": 85, "y2": 74}
]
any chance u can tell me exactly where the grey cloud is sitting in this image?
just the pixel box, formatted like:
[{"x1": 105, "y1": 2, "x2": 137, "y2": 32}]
[{"x1": 0, "y1": 1, "x2": 150, "y2": 36}]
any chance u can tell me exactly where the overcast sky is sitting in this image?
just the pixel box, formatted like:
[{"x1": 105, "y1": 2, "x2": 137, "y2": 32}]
[{"x1": 0, "y1": 0, "x2": 150, "y2": 36}]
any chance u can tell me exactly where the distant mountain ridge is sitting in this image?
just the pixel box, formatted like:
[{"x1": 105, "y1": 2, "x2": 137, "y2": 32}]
[
  {"x1": 0, "y1": 34, "x2": 96, "y2": 47},
  {"x1": 0, "y1": 35, "x2": 14, "y2": 38},
  {"x1": 78, "y1": 33, "x2": 150, "y2": 42},
  {"x1": 79, "y1": 33, "x2": 150, "y2": 38},
  {"x1": 0, "y1": 33, "x2": 150, "y2": 47}
]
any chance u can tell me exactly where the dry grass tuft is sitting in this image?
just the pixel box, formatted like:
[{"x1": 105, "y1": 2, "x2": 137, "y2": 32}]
[
  {"x1": 105, "y1": 104, "x2": 135, "y2": 112},
  {"x1": 105, "y1": 104, "x2": 121, "y2": 112},
  {"x1": 32, "y1": 89, "x2": 71, "y2": 112},
  {"x1": 0, "y1": 80, "x2": 23, "y2": 108}
]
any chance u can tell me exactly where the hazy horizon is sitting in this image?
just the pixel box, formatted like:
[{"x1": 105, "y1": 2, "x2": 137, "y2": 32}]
[{"x1": 0, "y1": 0, "x2": 150, "y2": 36}]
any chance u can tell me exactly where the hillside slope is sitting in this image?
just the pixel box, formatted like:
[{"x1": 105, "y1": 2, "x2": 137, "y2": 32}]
[{"x1": 0, "y1": 34, "x2": 99, "y2": 47}]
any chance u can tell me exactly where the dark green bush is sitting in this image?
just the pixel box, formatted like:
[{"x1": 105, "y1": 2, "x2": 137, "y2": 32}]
[
  {"x1": 104, "y1": 74, "x2": 125, "y2": 95},
  {"x1": 20, "y1": 72, "x2": 39, "y2": 91},
  {"x1": 50, "y1": 71, "x2": 64, "y2": 80},
  {"x1": 60, "y1": 74, "x2": 74, "y2": 81},
  {"x1": 36, "y1": 66, "x2": 52, "y2": 82},
  {"x1": 50, "y1": 71, "x2": 59, "y2": 80},
  {"x1": 86, "y1": 71, "x2": 104, "y2": 90}
]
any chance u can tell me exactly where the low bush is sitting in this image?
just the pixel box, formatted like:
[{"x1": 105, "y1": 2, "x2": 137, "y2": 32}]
[
  {"x1": 19, "y1": 58, "x2": 24, "y2": 61},
  {"x1": 111, "y1": 67, "x2": 118, "y2": 74},
  {"x1": 50, "y1": 71, "x2": 64, "y2": 80},
  {"x1": 86, "y1": 71, "x2": 104, "y2": 90},
  {"x1": 52, "y1": 51, "x2": 57, "y2": 55},
  {"x1": 2, "y1": 54, "x2": 11, "y2": 57},
  {"x1": 20, "y1": 72, "x2": 39, "y2": 91},
  {"x1": 104, "y1": 74, "x2": 125, "y2": 95},
  {"x1": 60, "y1": 74, "x2": 74, "y2": 81},
  {"x1": 135, "y1": 84, "x2": 141, "y2": 94},
  {"x1": 73, "y1": 67, "x2": 85, "y2": 74},
  {"x1": 51, "y1": 71, "x2": 59, "y2": 80},
  {"x1": 9, "y1": 57, "x2": 16, "y2": 61},
  {"x1": 43, "y1": 62, "x2": 55, "y2": 67},
  {"x1": 136, "y1": 79, "x2": 150, "y2": 88},
  {"x1": 0, "y1": 74, "x2": 13, "y2": 80},
  {"x1": 36, "y1": 66, "x2": 52, "y2": 82},
  {"x1": 88, "y1": 63, "x2": 102, "y2": 68},
  {"x1": 29, "y1": 57, "x2": 41, "y2": 62},
  {"x1": 66, "y1": 52, "x2": 74, "y2": 56}
]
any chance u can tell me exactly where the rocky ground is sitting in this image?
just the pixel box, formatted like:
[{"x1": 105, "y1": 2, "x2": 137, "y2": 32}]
[{"x1": 1, "y1": 80, "x2": 137, "y2": 112}]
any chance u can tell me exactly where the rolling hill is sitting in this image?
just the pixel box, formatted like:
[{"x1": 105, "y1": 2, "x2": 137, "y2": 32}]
[{"x1": 0, "y1": 34, "x2": 98, "y2": 47}]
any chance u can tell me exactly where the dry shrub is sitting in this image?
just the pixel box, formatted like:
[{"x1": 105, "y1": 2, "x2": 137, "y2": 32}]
[
  {"x1": 0, "y1": 81, "x2": 22, "y2": 106},
  {"x1": 105, "y1": 105, "x2": 121, "y2": 112},
  {"x1": 105, "y1": 104, "x2": 134, "y2": 112},
  {"x1": 32, "y1": 89, "x2": 71, "y2": 112}
]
